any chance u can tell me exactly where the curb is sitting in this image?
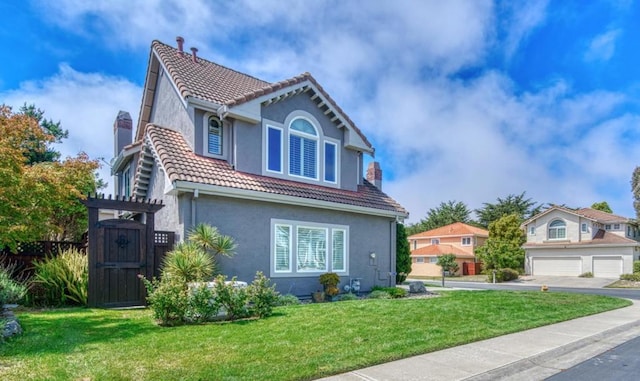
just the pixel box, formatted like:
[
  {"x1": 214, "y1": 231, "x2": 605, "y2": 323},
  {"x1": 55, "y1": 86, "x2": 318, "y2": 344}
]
[{"x1": 463, "y1": 318, "x2": 640, "y2": 380}]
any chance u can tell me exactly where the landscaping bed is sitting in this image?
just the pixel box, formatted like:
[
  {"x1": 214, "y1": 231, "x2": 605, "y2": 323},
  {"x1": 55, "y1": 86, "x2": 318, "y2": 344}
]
[{"x1": 0, "y1": 291, "x2": 630, "y2": 381}]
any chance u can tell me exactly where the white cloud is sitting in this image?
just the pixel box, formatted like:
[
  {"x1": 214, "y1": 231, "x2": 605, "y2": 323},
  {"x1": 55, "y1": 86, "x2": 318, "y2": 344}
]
[
  {"x1": 584, "y1": 29, "x2": 621, "y2": 62},
  {"x1": 1, "y1": 64, "x2": 142, "y2": 189},
  {"x1": 498, "y1": 0, "x2": 549, "y2": 59}
]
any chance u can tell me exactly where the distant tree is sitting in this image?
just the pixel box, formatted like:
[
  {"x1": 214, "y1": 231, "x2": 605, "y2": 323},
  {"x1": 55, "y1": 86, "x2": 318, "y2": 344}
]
[
  {"x1": 436, "y1": 254, "x2": 459, "y2": 275},
  {"x1": 396, "y1": 223, "x2": 411, "y2": 284},
  {"x1": 475, "y1": 214, "x2": 525, "y2": 271},
  {"x1": 18, "y1": 103, "x2": 68, "y2": 164},
  {"x1": 413, "y1": 200, "x2": 472, "y2": 233},
  {"x1": 632, "y1": 167, "x2": 640, "y2": 219},
  {"x1": 591, "y1": 201, "x2": 612, "y2": 213},
  {"x1": 475, "y1": 192, "x2": 541, "y2": 228}
]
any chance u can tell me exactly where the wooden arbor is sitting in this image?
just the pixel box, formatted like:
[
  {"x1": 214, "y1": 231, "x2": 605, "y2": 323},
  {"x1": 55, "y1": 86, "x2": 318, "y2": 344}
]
[{"x1": 81, "y1": 195, "x2": 164, "y2": 308}]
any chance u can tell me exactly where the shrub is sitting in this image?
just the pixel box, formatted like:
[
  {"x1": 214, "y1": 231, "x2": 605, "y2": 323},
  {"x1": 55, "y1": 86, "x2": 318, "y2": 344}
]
[
  {"x1": 634, "y1": 261, "x2": 640, "y2": 274},
  {"x1": 579, "y1": 272, "x2": 594, "y2": 278},
  {"x1": 247, "y1": 272, "x2": 279, "y2": 318},
  {"x1": 319, "y1": 272, "x2": 340, "y2": 296},
  {"x1": 276, "y1": 294, "x2": 301, "y2": 306},
  {"x1": 367, "y1": 290, "x2": 391, "y2": 299},
  {"x1": 371, "y1": 286, "x2": 407, "y2": 298},
  {"x1": 187, "y1": 284, "x2": 220, "y2": 323},
  {"x1": 162, "y1": 242, "x2": 214, "y2": 283},
  {"x1": 620, "y1": 273, "x2": 640, "y2": 281},
  {"x1": 337, "y1": 292, "x2": 359, "y2": 301},
  {"x1": 214, "y1": 275, "x2": 249, "y2": 320},
  {"x1": 141, "y1": 276, "x2": 189, "y2": 326},
  {"x1": 0, "y1": 267, "x2": 27, "y2": 305},
  {"x1": 31, "y1": 248, "x2": 88, "y2": 306},
  {"x1": 485, "y1": 268, "x2": 519, "y2": 283}
]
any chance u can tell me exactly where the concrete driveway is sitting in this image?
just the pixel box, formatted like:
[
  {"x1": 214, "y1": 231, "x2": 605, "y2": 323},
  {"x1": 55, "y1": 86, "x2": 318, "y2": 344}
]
[{"x1": 509, "y1": 275, "x2": 617, "y2": 288}]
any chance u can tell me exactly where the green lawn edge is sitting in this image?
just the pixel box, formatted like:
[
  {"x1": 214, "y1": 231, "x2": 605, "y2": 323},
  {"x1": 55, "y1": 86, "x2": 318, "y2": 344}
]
[{"x1": 0, "y1": 290, "x2": 631, "y2": 381}]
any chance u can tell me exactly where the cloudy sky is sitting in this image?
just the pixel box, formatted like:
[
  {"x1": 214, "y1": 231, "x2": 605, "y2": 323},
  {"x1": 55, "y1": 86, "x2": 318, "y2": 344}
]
[{"x1": 1, "y1": 0, "x2": 640, "y2": 222}]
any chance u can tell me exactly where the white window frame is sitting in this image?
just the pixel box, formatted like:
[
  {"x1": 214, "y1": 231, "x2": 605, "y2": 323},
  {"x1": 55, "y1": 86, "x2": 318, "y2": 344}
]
[
  {"x1": 323, "y1": 140, "x2": 339, "y2": 184},
  {"x1": 581, "y1": 223, "x2": 588, "y2": 233},
  {"x1": 461, "y1": 237, "x2": 472, "y2": 246},
  {"x1": 266, "y1": 125, "x2": 284, "y2": 174},
  {"x1": 613, "y1": 223, "x2": 621, "y2": 230},
  {"x1": 203, "y1": 113, "x2": 226, "y2": 159},
  {"x1": 289, "y1": 117, "x2": 319, "y2": 181},
  {"x1": 431, "y1": 238, "x2": 440, "y2": 245},
  {"x1": 605, "y1": 224, "x2": 612, "y2": 230},
  {"x1": 529, "y1": 226, "x2": 535, "y2": 235},
  {"x1": 416, "y1": 257, "x2": 425, "y2": 264},
  {"x1": 428, "y1": 257, "x2": 438, "y2": 264},
  {"x1": 548, "y1": 219, "x2": 567, "y2": 240},
  {"x1": 270, "y1": 219, "x2": 349, "y2": 277}
]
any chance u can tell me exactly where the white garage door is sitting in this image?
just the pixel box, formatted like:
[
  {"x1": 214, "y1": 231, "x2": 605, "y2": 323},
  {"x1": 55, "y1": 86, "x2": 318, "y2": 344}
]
[
  {"x1": 533, "y1": 257, "x2": 581, "y2": 276},
  {"x1": 593, "y1": 257, "x2": 622, "y2": 278}
]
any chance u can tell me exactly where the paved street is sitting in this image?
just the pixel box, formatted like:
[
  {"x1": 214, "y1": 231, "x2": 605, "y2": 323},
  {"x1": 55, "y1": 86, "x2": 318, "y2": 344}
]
[{"x1": 546, "y1": 335, "x2": 640, "y2": 381}]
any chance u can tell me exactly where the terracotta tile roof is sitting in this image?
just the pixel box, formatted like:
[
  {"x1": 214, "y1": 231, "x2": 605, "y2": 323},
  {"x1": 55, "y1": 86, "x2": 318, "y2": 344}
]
[
  {"x1": 151, "y1": 40, "x2": 372, "y2": 149},
  {"x1": 574, "y1": 208, "x2": 628, "y2": 223},
  {"x1": 408, "y1": 222, "x2": 488, "y2": 239},
  {"x1": 410, "y1": 244, "x2": 475, "y2": 258},
  {"x1": 524, "y1": 229, "x2": 638, "y2": 248},
  {"x1": 146, "y1": 124, "x2": 407, "y2": 215}
]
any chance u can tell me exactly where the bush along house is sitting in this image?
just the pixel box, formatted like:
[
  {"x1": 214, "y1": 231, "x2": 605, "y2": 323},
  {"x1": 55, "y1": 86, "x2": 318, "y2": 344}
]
[{"x1": 111, "y1": 37, "x2": 408, "y2": 296}]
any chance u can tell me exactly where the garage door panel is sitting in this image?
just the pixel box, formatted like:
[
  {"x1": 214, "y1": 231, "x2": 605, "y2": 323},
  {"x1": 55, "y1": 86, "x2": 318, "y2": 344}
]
[
  {"x1": 593, "y1": 257, "x2": 622, "y2": 278},
  {"x1": 533, "y1": 258, "x2": 581, "y2": 276}
]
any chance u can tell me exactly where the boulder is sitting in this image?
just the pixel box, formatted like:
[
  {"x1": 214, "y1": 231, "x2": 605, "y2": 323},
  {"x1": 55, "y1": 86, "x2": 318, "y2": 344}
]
[{"x1": 409, "y1": 281, "x2": 427, "y2": 294}]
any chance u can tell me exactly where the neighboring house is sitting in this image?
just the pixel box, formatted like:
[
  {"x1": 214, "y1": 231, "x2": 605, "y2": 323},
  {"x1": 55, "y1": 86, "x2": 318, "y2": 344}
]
[
  {"x1": 522, "y1": 206, "x2": 640, "y2": 278},
  {"x1": 407, "y1": 222, "x2": 488, "y2": 276},
  {"x1": 110, "y1": 38, "x2": 408, "y2": 296}
]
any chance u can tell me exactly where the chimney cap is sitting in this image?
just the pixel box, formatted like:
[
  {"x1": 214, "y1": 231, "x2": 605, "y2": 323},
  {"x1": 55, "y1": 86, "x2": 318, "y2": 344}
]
[{"x1": 190, "y1": 47, "x2": 198, "y2": 63}]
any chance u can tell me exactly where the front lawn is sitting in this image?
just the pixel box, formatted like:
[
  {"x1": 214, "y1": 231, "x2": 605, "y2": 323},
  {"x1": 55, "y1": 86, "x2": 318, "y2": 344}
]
[{"x1": 0, "y1": 291, "x2": 630, "y2": 381}]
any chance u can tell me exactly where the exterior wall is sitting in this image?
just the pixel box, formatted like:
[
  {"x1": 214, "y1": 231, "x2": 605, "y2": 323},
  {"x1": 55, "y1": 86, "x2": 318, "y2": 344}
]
[
  {"x1": 260, "y1": 93, "x2": 359, "y2": 191},
  {"x1": 410, "y1": 257, "x2": 468, "y2": 277},
  {"x1": 149, "y1": 69, "x2": 194, "y2": 150},
  {"x1": 185, "y1": 194, "x2": 396, "y2": 296},
  {"x1": 525, "y1": 210, "x2": 581, "y2": 244},
  {"x1": 410, "y1": 236, "x2": 482, "y2": 255},
  {"x1": 192, "y1": 108, "x2": 233, "y2": 162},
  {"x1": 524, "y1": 246, "x2": 636, "y2": 275},
  {"x1": 144, "y1": 161, "x2": 183, "y2": 240}
]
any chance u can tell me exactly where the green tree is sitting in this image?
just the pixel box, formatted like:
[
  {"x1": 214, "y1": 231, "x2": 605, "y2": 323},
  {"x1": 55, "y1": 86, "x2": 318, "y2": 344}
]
[
  {"x1": 436, "y1": 253, "x2": 459, "y2": 275},
  {"x1": 475, "y1": 214, "x2": 525, "y2": 271},
  {"x1": 633, "y1": 167, "x2": 640, "y2": 219},
  {"x1": 18, "y1": 103, "x2": 69, "y2": 164},
  {"x1": 413, "y1": 200, "x2": 472, "y2": 233},
  {"x1": 591, "y1": 201, "x2": 612, "y2": 213},
  {"x1": 395, "y1": 223, "x2": 411, "y2": 284},
  {"x1": 475, "y1": 192, "x2": 541, "y2": 228}
]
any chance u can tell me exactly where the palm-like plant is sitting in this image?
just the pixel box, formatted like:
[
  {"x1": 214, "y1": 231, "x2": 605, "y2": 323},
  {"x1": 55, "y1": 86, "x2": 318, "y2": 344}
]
[
  {"x1": 188, "y1": 223, "x2": 237, "y2": 257},
  {"x1": 162, "y1": 242, "x2": 215, "y2": 283}
]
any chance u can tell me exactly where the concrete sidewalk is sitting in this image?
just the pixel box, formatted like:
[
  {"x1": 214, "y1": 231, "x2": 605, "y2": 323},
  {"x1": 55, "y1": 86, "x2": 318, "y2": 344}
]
[{"x1": 318, "y1": 301, "x2": 640, "y2": 381}]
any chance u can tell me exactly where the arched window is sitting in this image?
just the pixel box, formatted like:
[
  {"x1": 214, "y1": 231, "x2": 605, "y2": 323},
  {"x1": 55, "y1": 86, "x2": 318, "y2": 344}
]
[
  {"x1": 548, "y1": 220, "x2": 566, "y2": 239},
  {"x1": 289, "y1": 118, "x2": 317, "y2": 179},
  {"x1": 208, "y1": 116, "x2": 223, "y2": 155}
]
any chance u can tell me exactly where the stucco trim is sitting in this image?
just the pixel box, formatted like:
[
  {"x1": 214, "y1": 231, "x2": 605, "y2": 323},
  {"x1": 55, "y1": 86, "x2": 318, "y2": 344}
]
[{"x1": 171, "y1": 180, "x2": 404, "y2": 218}]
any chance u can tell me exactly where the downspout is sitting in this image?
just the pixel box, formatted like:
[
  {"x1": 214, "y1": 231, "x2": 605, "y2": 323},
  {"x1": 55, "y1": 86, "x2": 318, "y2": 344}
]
[
  {"x1": 191, "y1": 189, "x2": 199, "y2": 228},
  {"x1": 390, "y1": 219, "x2": 396, "y2": 287}
]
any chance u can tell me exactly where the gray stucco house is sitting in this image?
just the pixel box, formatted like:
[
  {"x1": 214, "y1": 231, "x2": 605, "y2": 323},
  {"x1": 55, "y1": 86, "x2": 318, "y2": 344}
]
[{"x1": 111, "y1": 38, "x2": 408, "y2": 296}]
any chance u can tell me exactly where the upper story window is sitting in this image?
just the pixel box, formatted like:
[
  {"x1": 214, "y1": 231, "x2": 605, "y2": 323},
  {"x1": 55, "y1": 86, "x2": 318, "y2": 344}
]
[
  {"x1": 415, "y1": 257, "x2": 424, "y2": 264},
  {"x1": 265, "y1": 111, "x2": 340, "y2": 186},
  {"x1": 605, "y1": 224, "x2": 611, "y2": 230},
  {"x1": 207, "y1": 116, "x2": 223, "y2": 155},
  {"x1": 529, "y1": 226, "x2": 536, "y2": 235},
  {"x1": 581, "y1": 223, "x2": 588, "y2": 233},
  {"x1": 289, "y1": 118, "x2": 318, "y2": 179},
  {"x1": 431, "y1": 238, "x2": 440, "y2": 245},
  {"x1": 119, "y1": 165, "x2": 131, "y2": 197},
  {"x1": 548, "y1": 220, "x2": 566, "y2": 240},
  {"x1": 461, "y1": 237, "x2": 472, "y2": 246},
  {"x1": 613, "y1": 223, "x2": 621, "y2": 230}
]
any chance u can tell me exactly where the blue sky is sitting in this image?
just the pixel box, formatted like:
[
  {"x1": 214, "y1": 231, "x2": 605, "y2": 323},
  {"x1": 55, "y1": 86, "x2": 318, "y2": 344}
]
[{"x1": 1, "y1": 0, "x2": 640, "y2": 222}]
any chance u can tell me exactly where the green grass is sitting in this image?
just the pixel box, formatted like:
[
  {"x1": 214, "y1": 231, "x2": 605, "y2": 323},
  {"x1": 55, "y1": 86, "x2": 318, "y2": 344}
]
[{"x1": 0, "y1": 291, "x2": 630, "y2": 381}]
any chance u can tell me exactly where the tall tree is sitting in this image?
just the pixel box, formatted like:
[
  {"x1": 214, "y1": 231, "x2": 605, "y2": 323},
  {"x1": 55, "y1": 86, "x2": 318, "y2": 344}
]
[
  {"x1": 475, "y1": 214, "x2": 526, "y2": 271},
  {"x1": 591, "y1": 201, "x2": 612, "y2": 213},
  {"x1": 414, "y1": 200, "x2": 472, "y2": 233},
  {"x1": 632, "y1": 167, "x2": 640, "y2": 219},
  {"x1": 475, "y1": 192, "x2": 541, "y2": 228},
  {"x1": 0, "y1": 105, "x2": 101, "y2": 248},
  {"x1": 395, "y1": 223, "x2": 411, "y2": 284},
  {"x1": 18, "y1": 103, "x2": 68, "y2": 164}
]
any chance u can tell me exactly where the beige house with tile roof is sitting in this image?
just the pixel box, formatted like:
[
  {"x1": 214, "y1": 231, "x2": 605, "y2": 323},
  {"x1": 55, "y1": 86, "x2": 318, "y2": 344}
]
[
  {"x1": 522, "y1": 206, "x2": 640, "y2": 277},
  {"x1": 111, "y1": 38, "x2": 407, "y2": 296},
  {"x1": 407, "y1": 222, "x2": 488, "y2": 276}
]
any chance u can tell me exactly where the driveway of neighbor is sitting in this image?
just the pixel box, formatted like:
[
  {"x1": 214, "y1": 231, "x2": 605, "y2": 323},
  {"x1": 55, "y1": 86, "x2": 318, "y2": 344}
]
[{"x1": 509, "y1": 275, "x2": 617, "y2": 288}]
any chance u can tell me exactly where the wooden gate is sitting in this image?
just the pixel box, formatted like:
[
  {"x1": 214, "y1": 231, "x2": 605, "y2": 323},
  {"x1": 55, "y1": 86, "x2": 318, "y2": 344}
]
[
  {"x1": 95, "y1": 219, "x2": 146, "y2": 307},
  {"x1": 82, "y1": 195, "x2": 165, "y2": 308}
]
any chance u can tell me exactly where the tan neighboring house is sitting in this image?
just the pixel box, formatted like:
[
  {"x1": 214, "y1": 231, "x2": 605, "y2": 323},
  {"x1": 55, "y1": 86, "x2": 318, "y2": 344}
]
[
  {"x1": 408, "y1": 222, "x2": 488, "y2": 276},
  {"x1": 522, "y1": 206, "x2": 640, "y2": 278}
]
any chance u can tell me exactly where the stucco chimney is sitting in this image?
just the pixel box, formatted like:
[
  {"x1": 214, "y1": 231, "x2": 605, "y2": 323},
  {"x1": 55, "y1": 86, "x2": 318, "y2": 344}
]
[
  {"x1": 176, "y1": 36, "x2": 184, "y2": 56},
  {"x1": 190, "y1": 47, "x2": 198, "y2": 63},
  {"x1": 366, "y1": 161, "x2": 383, "y2": 190},
  {"x1": 114, "y1": 111, "x2": 132, "y2": 157}
]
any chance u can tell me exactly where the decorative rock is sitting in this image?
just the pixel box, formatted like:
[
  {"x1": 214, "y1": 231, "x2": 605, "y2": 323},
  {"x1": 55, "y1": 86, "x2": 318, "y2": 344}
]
[
  {"x1": 3, "y1": 319, "x2": 22, "y2": 338},
  {"x1": 409, "y1": 281, "x2": 427, "y2": 294}
]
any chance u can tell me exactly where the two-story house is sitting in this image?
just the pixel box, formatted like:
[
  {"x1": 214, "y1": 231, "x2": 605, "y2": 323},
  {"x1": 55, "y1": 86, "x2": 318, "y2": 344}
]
[
  {"x1": 110, "y1": 38, "x2": 408, "y2": 296},
  {"x1": 407, "y1": 222, "x2": 488, "y2": 276},
  {"x1": 522, "y1": 206, "x2": 640, "y2": 278}
]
